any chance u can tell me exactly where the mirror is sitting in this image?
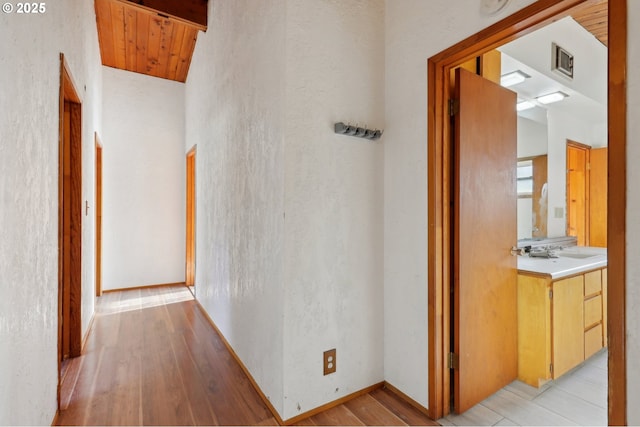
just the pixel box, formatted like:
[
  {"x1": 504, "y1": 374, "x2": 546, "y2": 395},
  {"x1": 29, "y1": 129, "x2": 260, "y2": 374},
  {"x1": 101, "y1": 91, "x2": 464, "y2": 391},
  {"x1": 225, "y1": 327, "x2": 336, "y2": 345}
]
[{"x1": 498, "y1": 16, "x2": 608, "y2": 244}]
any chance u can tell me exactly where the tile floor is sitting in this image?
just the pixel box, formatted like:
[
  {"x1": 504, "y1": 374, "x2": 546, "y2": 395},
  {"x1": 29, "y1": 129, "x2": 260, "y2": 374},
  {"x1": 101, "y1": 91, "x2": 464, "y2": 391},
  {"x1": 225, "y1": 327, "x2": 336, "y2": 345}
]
[{"x1": 439, "y1": 349, "x2": 607, "y2": 426}]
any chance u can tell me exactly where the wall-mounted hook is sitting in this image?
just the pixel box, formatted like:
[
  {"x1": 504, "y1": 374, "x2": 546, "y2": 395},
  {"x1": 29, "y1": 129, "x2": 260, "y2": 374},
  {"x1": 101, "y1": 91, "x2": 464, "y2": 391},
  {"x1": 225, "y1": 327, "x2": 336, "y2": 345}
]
[{"x1": 334, "y1": 122, "x2": 383, "y2": 140}]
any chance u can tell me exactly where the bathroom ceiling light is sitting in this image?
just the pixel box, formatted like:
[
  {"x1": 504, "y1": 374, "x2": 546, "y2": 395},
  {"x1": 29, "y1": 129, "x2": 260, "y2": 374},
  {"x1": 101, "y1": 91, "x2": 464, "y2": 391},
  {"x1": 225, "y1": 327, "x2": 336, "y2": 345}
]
[
  {"x1": 500, "y1": 70, "x2": 530, "y2": 87},
  {"x1": 516, "y1": 100, "x2": 535, "y2": 111},
  {"x1": 536, "y1": 91, "x2": 569, "y2": 104}
]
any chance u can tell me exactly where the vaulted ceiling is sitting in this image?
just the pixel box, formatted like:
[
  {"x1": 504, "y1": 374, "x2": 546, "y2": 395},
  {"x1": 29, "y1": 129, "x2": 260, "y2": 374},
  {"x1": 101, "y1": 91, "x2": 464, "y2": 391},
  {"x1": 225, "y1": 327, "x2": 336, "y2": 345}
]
[
  {"x1": 94, "y1": 0, "x2": 208, "y2": 83},
  {"x1": 93, "y1": 0, "x2": 605, "y2": 83},
  {"x1": 571, "y1": 0, "x2": 608, "y2": 46}
]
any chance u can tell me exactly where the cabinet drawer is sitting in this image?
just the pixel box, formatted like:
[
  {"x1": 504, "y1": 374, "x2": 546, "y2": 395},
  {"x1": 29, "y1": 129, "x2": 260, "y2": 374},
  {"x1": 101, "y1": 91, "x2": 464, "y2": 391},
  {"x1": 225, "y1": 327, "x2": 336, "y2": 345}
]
[
  {"x1": 584, "y1": 295, "x2": 603, "y2": 328},
  {"x1": 584, "y1": 270, "x2": 602, "y2": 296},
  {"x1": 585, "y1": 324, "x2": 603, "y2": 359}
]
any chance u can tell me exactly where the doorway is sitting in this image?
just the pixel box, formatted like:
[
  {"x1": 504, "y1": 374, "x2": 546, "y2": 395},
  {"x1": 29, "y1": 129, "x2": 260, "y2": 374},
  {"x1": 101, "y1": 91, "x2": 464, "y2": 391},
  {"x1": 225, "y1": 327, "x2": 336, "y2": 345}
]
[
  {"x1": 58, "y1": 53, "x2": 83, "y2": 406},
  {"x1": 427, "y1": 0, "x2": 626, "y2": 424},
  {"x1": 185, "y1": 146, "x2": 196, "y2": 294}
]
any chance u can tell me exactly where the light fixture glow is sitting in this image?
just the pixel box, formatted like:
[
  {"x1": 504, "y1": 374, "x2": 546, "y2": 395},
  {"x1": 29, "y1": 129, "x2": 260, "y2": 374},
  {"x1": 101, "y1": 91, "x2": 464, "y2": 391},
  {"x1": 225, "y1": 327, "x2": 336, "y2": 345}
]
[
  {"x1": 500, "y1": 70, "x2": 531, "y2": 87},
  {"x1": 516, "y1": 100, "x2": 535, "y2": 111},
  {"x1": 536, "y1": 91, "x2": 568, "y2": 105}
]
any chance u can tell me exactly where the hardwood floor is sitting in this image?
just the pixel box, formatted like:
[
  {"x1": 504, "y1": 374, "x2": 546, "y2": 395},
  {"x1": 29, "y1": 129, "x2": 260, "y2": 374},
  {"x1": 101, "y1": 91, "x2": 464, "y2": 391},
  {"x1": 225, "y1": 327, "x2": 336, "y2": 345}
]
[{"x1": 56, "y1": 285, "x2": 438, "y2": 426}]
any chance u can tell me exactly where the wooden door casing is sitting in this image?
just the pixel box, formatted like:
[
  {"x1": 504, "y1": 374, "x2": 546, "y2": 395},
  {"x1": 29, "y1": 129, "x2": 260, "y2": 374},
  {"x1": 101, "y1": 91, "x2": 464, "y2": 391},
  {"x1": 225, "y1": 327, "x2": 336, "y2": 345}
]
[
  {"x1": 186, "y1": 147, "x2": 196, "y2": 287},
  {"x1": 453, "y1": 68, "x2": 518, "y2": 414},
  {"x1": 95, "y1": 134, "x2": 103, "y2": 297},
  {"x1": 58, "y1": 53, "x2": 83, "y2": 409},
  {"x1": 427, "y1": 1, "x2": 626, "y2": 422}
]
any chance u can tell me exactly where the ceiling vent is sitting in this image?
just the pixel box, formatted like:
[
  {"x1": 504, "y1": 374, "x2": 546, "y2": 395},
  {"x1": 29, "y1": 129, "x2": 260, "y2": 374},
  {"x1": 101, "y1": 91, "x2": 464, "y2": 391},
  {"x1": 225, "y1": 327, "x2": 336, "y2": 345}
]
[{"x1": 552, "y1": 43, "x2": 574, "y2": 79}]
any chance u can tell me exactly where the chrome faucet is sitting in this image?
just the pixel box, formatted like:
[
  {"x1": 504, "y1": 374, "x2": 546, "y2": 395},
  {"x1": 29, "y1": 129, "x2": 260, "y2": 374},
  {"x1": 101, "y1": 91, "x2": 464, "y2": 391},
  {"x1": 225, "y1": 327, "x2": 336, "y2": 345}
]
[{"x1": 529, "y1": 245, "x2": 563, "y2": 258}]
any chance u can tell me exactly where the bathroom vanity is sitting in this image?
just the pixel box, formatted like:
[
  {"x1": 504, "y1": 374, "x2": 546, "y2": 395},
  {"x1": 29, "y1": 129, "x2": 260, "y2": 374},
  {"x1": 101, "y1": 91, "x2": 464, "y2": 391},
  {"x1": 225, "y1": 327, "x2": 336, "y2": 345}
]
[{"x1": 516, "y1": 246, "x2": 607, "y2": 387}]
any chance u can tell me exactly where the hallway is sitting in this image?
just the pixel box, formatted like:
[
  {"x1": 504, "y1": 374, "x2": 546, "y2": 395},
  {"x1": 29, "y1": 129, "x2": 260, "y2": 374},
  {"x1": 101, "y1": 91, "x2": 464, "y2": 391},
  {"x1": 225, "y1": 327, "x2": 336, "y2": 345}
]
[{"x1": 55, "y1": 285, "x2": 438, "y2": 426}]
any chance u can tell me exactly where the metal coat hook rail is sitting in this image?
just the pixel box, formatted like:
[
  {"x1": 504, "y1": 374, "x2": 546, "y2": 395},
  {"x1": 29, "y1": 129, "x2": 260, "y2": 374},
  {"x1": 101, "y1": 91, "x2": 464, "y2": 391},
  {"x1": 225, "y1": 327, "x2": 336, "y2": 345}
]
[{"x1": 334, "y1": 122, "x2": 383, "y2": 140}]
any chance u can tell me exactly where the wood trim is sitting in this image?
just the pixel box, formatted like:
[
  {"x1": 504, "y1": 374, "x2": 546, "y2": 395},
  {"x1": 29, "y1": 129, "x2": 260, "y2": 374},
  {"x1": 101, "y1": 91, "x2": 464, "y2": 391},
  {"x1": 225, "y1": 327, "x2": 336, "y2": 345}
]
[
  {"x1": 193, "y1": 297, "x2": 385, "y2": 426},
  {"x1": 102, "y1": 282, "x2": 187, "y2": 293},
  {"x1": 383, "y1": 381, "x2": 430, "y2": 417},
  {"x1": 51, "y1": 410, "x2": 60, "y2": 427},
  {"x1": 95, "y1": 134, "x2": 103, "y2": 297},
  {"x1": 607, "y1": 0, "x2": 626, "y2": 424},
  {"x1": 81, "y1": 312, "x2": 96, "y2": 353},
  {"x1": 193, "y1": 299, "x2": 286, "y2": 425},
  {"x1": 57, "y1": 53, "x2": 65, "y2": 414},
  {"x1": 186, "y1": 146, "x2": 196, "y2": 287},
  {"x1": 58, "y1": 53, "x2": 83, "y2": 410},
  {"x1": 427, "y1": 0, "x2": 625, "y2": 420},
  {"x1": 284, "y1": 383, "x2": 385, "y2": 426}
]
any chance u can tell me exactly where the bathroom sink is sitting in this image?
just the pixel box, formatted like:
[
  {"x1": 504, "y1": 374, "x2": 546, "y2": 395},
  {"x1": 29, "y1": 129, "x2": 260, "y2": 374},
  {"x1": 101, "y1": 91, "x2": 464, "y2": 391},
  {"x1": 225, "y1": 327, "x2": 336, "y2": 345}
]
[{"x1": 557, "y1": 252, "x2": 599, "y2": 259}]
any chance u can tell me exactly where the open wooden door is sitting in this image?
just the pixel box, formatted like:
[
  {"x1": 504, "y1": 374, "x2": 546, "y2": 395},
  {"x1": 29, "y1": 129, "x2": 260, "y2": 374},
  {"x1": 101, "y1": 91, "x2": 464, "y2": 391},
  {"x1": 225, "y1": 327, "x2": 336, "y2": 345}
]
[{"x1": 452, "y1": 68, "x2": 517, "y2": 414}]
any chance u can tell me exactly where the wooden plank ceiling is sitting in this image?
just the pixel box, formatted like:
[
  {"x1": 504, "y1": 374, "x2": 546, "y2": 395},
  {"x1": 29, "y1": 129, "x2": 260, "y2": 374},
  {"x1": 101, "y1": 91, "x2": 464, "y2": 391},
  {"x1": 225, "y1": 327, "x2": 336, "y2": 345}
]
[
  {"x1": 571, "y1": 0, "x2": 608, "y2": 46},
  {"x1": 94, "y1": 0, "x2": 207, "y2": 83}
]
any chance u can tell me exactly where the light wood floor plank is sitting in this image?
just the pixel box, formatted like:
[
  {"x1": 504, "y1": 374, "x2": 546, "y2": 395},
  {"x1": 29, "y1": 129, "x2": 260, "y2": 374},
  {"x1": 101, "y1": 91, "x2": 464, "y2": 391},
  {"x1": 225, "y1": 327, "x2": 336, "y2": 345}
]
[
  {"x1": 369, "y1": 388, "x2": 438, "y2": 426},
  {"x1": 344, "y1": 394, "x2": 408, "y2": 426},
  {"x1": 310, "y1": 405, "x2": 366, "y2": 426},
  {"x1": 56, "y1": 285, "x2": 439, "y2": 426}
]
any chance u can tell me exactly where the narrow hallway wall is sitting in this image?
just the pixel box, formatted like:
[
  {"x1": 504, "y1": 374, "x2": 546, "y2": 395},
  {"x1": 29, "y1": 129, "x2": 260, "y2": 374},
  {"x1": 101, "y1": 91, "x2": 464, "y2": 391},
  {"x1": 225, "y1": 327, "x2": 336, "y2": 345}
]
[
  {"x1": 185, "y1": 0, "x2": 287, "y2": 417},
  {"x1": 0, "y1": 0, "x2": 102, "y2": 424},
  {"x1": 281, "y1": 0, "x2": 385, "y2": 419},
  {"x1": 101, "y1": 66, "x2": 186, "y2": 291}
]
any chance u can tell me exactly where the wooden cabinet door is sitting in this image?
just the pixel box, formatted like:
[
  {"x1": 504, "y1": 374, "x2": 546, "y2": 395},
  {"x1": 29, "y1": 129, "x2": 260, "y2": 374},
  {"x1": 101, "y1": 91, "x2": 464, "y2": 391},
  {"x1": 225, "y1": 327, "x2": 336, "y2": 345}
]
[
  {"x1": 590, "y1": 147, "x2": 608, "y2": 247},
  {"x1": 453, "y1": 68, "x2": 518, "y2": 414},
  {"x1": 552, "y1": 276, "x2": 585, "y2": 378}
]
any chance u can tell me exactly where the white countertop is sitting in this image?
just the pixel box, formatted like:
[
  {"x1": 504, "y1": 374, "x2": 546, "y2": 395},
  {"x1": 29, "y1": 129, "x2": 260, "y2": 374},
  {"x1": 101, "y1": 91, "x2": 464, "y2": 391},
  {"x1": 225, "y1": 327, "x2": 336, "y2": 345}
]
[{"x1": 517, "y1": 246, "x2": 607, "y2": 280}]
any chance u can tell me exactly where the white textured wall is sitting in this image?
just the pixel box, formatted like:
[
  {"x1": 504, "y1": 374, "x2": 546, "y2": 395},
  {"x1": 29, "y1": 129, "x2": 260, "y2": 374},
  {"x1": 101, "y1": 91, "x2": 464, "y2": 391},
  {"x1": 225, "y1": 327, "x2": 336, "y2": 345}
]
[
  {"x1": 185, "y1": 0, "x2": 287, "y2": 417},
  {"x1": 627, "y1": 0, "x2": 640, "y2": 423},
  {"x1": 383, "y1": 0, "x2": 537, "y2": 407},
  {"x1": 0, "y1": 1, "x2": 102, "y2": 424},
  {"x1": 282, "y1": 0, "x2": 385, "y2": 420},
  {"x1": 101, "y1": 67, "x2": 185, "y2": 290}
]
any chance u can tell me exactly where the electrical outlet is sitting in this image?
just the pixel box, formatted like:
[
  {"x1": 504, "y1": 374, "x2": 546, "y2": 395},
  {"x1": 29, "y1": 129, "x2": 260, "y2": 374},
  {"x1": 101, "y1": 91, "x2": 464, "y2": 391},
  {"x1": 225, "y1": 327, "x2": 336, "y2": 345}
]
[{"x1": 323, "y1": 349, "x2": 336, "y2": 375}]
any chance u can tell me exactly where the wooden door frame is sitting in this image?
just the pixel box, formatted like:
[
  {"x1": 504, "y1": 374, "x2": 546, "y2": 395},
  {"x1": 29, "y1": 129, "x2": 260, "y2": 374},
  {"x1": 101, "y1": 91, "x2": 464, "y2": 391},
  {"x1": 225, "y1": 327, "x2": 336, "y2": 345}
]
[
  {"x1": 95, "y1": 133, "x2": 103, "y2": 297},
  {"x1": 566, "y1": 140, "x2": 591, "y2": 245},
  {"x1": 186, "y1": 146, "x2": 196, "y2": 288},
  {"x1": 427, "y1": 0, "x2": 626, "y2": 423},
  {"x1": 58, "y1": 53, "x2": 83, "y2": 407}
]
